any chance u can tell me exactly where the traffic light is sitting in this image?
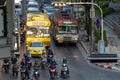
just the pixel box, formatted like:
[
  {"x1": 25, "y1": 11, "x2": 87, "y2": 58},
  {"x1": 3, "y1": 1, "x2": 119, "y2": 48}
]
[{"x1": 52, "y1": 2, "x2": 66, "y2": 7}]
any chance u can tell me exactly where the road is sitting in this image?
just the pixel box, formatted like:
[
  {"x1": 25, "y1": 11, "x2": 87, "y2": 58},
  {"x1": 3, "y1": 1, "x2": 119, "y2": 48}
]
[
  {"x1": 0, "y1": 39, "x2": 120, "y2": 80},
  {"x1": 0, "y1": 1, "x2": 120, "y2": 80}
]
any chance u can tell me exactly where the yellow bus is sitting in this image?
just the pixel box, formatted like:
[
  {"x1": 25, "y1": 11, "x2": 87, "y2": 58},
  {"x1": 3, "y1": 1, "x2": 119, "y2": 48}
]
[{"x1": 26, "y1": 13, "x2": 51, "y2": 48}]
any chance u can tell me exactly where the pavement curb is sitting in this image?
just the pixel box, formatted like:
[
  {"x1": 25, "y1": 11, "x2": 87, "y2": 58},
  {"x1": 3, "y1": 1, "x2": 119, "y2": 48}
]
[
  {"x1": 79, "y1": 41, "x2": 89, "y2": 54},
  {"x1": 95, "y1": 63, "x2": 120, "y2": 71},
  {"x1": 79, "y1": 41, "x2": 120, "y2": 71}
]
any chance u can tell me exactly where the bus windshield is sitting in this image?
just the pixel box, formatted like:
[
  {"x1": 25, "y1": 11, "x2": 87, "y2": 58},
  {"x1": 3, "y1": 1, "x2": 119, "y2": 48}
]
[
  {"x1": 26, "y1": 27, "x2": 50, "y2": 37},
  {"x1": 58, "y1": 26, "x2": 78, "y2": 34}
]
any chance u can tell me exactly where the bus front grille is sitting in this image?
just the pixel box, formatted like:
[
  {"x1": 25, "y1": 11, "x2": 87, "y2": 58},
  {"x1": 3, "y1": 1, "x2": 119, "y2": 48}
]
[{"x1": 64, "y1": 37, "x2": 71, "y2": 41}]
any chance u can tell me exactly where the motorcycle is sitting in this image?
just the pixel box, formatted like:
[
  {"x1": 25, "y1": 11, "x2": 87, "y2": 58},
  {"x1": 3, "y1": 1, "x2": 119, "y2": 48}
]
[
  {"x1": 61, "y1": 64, "x2": 69, "y2": 78},
  {"x1": 33, "y1": 68, "x2": 40, "y2": 80},
  {"x1": 3, "y1": 62, "x2": 10, "y2": 73},
  {"x1": 12, "y1": 64, "x2": 19, "y2": 76},
  {"x1": 49, "y1": 67, "x2": 57, "y2": 80},
  {"x1": 47, "y1": 55, "x2": 53, "y2": 64},
  {"x1": 20, "y1": 67, "x2": 27, "y2": 80},
  {"x1": 20, "y1": 36, "x2": 25, "y2": 43},
  {"x1": 41, "y1": 61, "x2": 47, "y2": 70},
  {"x1": 27, "y1": 59, "x2": 32, "y2": 70}
]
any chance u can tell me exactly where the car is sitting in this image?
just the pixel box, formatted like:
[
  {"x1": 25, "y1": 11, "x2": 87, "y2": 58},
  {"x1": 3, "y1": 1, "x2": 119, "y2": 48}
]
[
  {"x1": 44, "y1": 8, "x2": 58, "y2": 17},
  {"x1": 29, "y1": 0, "x2": 36, "y2": 2},
  {"x1": 27, "y1": 1, "x2": 39, "y2": 9},
  {"x1": 27, "y1": 7, "x2": 40, "y2": 13},
  {"x1": 42, "y1": 4, "x2": 53, "y2": 12},
  {"x1": 62, "y1": 5, "x2": 72, "y2": 13},
  {"x1": 27, "y1": 41, "x2": 46, "y2": 57},
  {"x1": 15, "y1": 2, "x2": 22, "y2": 16}
]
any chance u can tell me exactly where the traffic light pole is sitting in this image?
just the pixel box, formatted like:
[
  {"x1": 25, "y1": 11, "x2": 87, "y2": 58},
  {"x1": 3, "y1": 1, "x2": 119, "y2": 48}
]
[
  {"x1": 66, "y1": 2, "x2": 103, "y2": 41},
  {"x1": 91, "y1": 0, "x2": 95, "y2": 52},
  {"x1": 21, "y1": 0, "x2": 27, "y2": 20}
]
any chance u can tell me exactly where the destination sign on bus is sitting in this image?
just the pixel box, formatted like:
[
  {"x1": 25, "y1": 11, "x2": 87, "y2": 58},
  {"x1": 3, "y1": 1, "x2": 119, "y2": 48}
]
[
  {"x1": 63, "y1": 21, "x2": 72, "y2": 24},
  {"x1": 27, "y1": 21, "x2": 45, "y2": 26}
]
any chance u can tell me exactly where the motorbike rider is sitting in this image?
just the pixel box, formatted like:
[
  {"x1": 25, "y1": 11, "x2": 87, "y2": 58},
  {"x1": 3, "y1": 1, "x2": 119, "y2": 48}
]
[
  {"x1": 62, "y1": 57, "x2": 68, "y2": 65},
  {"x1": 41, "y1": 54, "x2": 47, "y2": 62},
  {"x1": 20, "y1": 59, "x2": 30, "y2": 79},
  {"x1": 1, "y1": 58, "x2": 10, "y2": 72},
  {"x1": 20, "y1": 66, "x2": 30, "y2": 79},
  {"x1": 34, "y1": 60, "x2": 40, "y2": 68},
  {"x1": 49, "y1": 59, "x2": 57, "y2": 68},
  {"x1": 20, "y1": 58, "x2": 27, "y2": 67},
  {"x1": 12, "y1": 63, "x2": 19, "y2": 76},
  {"x1": 24, "y1": 52, "x2": 32, "y2": 68},
  {"x1": 41, "y1": 54, "x2": 47, "y2": 69},
  {"x1": 32, "y1": 60, "x2": 40, "y2": 79},
  {"x1": 24, "y1": 51, "x2": 32, "y2": 59},
  {"x1": 47, "y1": 48, "x2": 54, "y2": 64},
  {"x1": 61, "y1": 57, "x2": 69, "y2": 77},
  {"x1": 11, "y1": 55, "x2": 18, "y2": 65},
  {"x1": 49, "y1": 59, "x2": 57, "y2": 73}
]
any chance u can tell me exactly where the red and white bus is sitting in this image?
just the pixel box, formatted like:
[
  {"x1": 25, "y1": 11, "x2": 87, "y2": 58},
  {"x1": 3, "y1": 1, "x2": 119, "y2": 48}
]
[{"x1": 51, "y1": 11, "x2": 79, "y2": 45}]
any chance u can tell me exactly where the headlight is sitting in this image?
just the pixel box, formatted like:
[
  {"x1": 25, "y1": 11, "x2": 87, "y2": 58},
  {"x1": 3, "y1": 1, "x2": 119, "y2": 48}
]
[
  {"x1": 35, "y1": 71, "x2": 38, "y2": 74},
  {"x1": 42, "y1": 50, "x2": 46, "y2": 53},
  {"x1": 29, "y1": 50, "x2": 33, "y2": 52},
  {"x1": 57, "y1": 37, "x2": 61, "y2": 40},
  {"x1": 73, "y1": 37, "x2": 78, "y2": 40}
]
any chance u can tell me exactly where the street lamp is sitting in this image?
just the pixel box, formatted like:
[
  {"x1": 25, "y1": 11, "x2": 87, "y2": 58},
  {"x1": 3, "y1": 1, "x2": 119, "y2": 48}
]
[
  {"x1": 67, "y1": 2, "x2": 105, "y2": 53},
  {"x1": 66, "y1": 2, "x2": 104, "y2": 41}
]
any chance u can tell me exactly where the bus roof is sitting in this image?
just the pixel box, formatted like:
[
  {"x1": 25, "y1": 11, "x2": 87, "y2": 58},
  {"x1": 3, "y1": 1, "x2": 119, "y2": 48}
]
[
  {"x1": 26, "y1": 13, "x2": 51, "y2": 27},
  {"x1": 27, "y1": 13, "x2": 49, "y2": 21},
  {"x1": 52, "y1": 11, "x2": 77, "y2": 23}
]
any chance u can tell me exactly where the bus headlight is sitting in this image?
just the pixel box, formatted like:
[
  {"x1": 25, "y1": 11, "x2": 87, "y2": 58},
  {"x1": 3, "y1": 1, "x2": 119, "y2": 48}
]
[
  {"x1": 57, "y1": 37, "x2": 61, "y2": 40},
  {"x1": 74, "y1": 37, "x2": 78, "y2": 40}
]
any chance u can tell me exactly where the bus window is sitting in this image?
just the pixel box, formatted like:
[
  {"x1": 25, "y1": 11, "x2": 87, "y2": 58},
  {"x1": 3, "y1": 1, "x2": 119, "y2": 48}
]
[
  {"x1": 59, "y1": 26, "x2": 66, "y2": 33},
  {"x1": 67, "y1": 27, "x2": 77, "y2": 34}
]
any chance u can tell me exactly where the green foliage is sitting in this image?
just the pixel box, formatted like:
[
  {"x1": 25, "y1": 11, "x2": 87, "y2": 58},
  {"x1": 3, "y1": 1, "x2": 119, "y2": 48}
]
[
  {"x1": 103, "y1": 7, "x2": 115, "y2": 15},
  {"x1": 94, "y1": 27, "x2": 101, "y2": 43},
  {"x1": 95, "y1": 0, "x2": 115, "y2": 16},
  {"x1": 81, "y1": 11, "x2": 85, "y2": 16},
  {"x1": 97, "y1": 1, "x2": 109, "y2": 8},
  {"x1": 103, "y1": 30, "x2": 107, "y2": 46},
  {"x1": 95, "y1": 7, "x2": 115, "y2": 16},
  {"x1": 94, "y1": 27, "x2": 108, "y2": 46}
]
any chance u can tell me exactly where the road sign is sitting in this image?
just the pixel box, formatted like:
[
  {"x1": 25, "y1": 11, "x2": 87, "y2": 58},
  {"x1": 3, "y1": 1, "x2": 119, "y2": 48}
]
[{"x1": 96, "y1": 19, "x2": 100, "y2": 28}]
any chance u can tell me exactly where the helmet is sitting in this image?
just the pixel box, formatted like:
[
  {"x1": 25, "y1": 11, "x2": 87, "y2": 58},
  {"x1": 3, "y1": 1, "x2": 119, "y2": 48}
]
[
  {"x1": 48, "y1": 47, "x2": 52, "y2": 52},
  {"x1": 34, "y1": 60, "x2": 38, "y2": 63},
  {"x1": 22, "y1": 58, "x2": 25, "y2": 61},
  {"x1": 63, "y1": 57, "x2": 67, "y2": 60},
  {"x1": 26, "y1": 50, "x2": 30, "y2": 54}
]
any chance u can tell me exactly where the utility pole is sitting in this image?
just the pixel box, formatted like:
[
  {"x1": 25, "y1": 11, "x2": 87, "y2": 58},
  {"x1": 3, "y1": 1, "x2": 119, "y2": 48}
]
[
  {"x1": 66, "y1": 2, "x2": 105, "y2": 54},
  {"x1": 90, "y1": 0, "x2": 95, "y2": 52},
  {"x1": 21, "y1": 0, "x2": 27, "y2": 53},
  {"x1": 21, "y1": 0, "x2": 27, "y2": 20},
  {"x1": 7, "y1": 0, "x2": 15, "y2": 55}
]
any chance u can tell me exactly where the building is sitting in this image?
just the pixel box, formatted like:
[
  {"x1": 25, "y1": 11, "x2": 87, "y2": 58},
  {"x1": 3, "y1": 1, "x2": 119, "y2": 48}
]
[{"x1": 0, "y1": 0, "x2": 16, "y2": 58}]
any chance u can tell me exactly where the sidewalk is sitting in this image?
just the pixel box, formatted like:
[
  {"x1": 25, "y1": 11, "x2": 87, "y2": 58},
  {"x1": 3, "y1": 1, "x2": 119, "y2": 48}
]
[
  {"x1": 79, "y1": 14, "x2": 120, "y2": 71},
  {"x1": 0, "y1": 38, "x2": 11, "y2": 59}
]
